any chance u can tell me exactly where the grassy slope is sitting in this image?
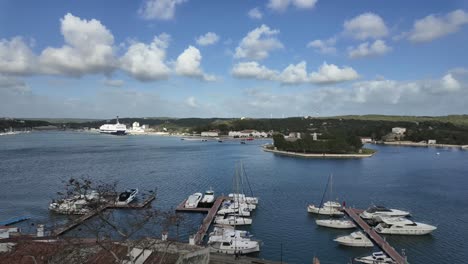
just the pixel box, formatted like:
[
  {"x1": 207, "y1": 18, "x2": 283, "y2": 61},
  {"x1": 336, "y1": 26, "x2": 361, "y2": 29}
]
[{"x1": 326, "y1": 115, "x2": 468, "y2": 127}]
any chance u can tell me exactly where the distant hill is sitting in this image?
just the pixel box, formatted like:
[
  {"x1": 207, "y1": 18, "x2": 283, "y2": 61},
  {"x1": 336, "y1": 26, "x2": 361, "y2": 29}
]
[{"x1": 327, "y1": 115, "x2": 468, "y2": 127}]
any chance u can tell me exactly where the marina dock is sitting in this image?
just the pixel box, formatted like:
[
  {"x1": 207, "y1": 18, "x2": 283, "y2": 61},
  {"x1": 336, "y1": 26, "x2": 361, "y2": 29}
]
[
  {"x1": 52, "y1": 195, "x2": 156, "y2": 236},
  {"x1": 175, "y1": 196, "x2": 227, "y2": 245},
  {"x1": 344, "y1": 208, "x2": 407, "y2": 264}
]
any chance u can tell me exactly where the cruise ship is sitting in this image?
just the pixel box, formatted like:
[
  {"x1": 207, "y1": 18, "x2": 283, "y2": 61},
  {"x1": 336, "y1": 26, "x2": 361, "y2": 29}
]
[{"x1": 99, "y1": 116, "x2": 127, "y2": 135}]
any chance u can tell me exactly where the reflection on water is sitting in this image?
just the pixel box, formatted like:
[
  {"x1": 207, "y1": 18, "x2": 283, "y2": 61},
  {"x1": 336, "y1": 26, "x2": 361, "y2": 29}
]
[{"x1": 0, "y1": 132, "x2": 467, "y2": 263}]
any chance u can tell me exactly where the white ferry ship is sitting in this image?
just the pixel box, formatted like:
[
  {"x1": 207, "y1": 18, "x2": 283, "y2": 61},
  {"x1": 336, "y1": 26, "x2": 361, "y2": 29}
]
[{"x1": 99, "y1": 116, "x2": 127, "y2": 135}]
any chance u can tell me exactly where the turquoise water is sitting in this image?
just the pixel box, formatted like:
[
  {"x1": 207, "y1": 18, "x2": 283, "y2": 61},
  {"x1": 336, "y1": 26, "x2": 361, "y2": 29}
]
[{"x1": 0, "y1": 131, "x2": 467, "y2": 263}]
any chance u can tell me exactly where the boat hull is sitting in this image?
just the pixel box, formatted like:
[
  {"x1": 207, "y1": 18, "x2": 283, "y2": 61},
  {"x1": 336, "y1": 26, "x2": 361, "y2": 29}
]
[{"x1": 316, "y1": 220, "x2": 356, "y2": 229}]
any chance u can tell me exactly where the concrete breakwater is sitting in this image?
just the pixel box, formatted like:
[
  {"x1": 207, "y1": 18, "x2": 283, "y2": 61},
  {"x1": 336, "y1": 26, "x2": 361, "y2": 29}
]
[
  {"x1": 380, "y1": 141, "x2": 468, "y2": 149},
  {"x1": 262, "y1": 146, "x2": 375, "y2": 158}
]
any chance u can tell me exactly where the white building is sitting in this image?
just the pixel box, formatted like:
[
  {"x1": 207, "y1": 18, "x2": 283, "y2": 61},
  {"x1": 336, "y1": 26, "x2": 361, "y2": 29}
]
[
  {"x1": 201, "y1": 131, "x2": 219, "y2": 137},
  {"x1": 392, "y1": 127, "x2": 406, "y2": 135},
  {"x1": 428, "y1": 139, "x2": 437, "y2": 144},
  {"x1": 360, "y1": 137, "x2": 373, "y2": 143},
  {"x1": 129, "y1": 121, "x2": 145, "y2": 134},
  {"x1": 228, "y1": 130, "x2": 268, "y2": 138}
]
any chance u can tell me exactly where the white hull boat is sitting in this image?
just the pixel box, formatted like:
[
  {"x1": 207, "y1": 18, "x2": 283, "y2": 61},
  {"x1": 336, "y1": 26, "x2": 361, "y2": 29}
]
[
  {"x1": 222, "y1": 200, "x2": 256, "y2": 211},
  {"x1": 228, "y1": 193, "x2": 258, "y2": 205},
  {"x1": 208, "y1": 226, "x2": 253, "y2": 244},
  {"x1": 116, "y1": 188, "x2": 138, "y2": 205},
  {"x1": 316, "y1": 219, "x2": 356, "y2": 229},
  {"x1": 201, "y1": 188, "x2": 215, "y2": 204},
  {"x1": 217, "y1": 207, "x2": 251, "y2": 216},
  {"x1": 214, "y1": 215, "x2": 252, "y2": 226},
  {"x1": 374, "y1": 217, "x2": 437, "y2": 235},
  {"x1": 99, "y1": 116, "x2": 127, "y2": 135},
  {"x1": 209, "y1": 239, "x2": 260, "y2": 255},
  {"x1": 360, "y1": 205, "x2": 410, "y2": 220},
  {"x1": 355, "y1": 251, "x2": 396, "y2": 264},
  {"x1": 307, "y1": 203, "x2": 344, "y2": 216},
  {"x1": 185, "y1": 192, "x2": 203, "y2": 208},
  {"x1": 334, "y1": 231, "x2": 374, "y2": 247}
]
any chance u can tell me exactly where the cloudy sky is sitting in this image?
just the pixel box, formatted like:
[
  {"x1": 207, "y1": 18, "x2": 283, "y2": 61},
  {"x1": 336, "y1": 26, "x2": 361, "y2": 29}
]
[{"x1": 1, "y1": 0, "x2": 468, "y2": 118}]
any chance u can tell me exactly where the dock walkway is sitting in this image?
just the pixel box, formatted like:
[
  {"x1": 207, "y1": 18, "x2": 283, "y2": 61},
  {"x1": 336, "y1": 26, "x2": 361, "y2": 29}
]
[
  {"x1": 52, "y1": 195, "x2": 156, "y2": 236},
  {"x1": 175, "y1": 196, "x2": 227, "y2": 245},
  {"x1": 344, "y1": 208, "x2": 407, "y2": 264}
]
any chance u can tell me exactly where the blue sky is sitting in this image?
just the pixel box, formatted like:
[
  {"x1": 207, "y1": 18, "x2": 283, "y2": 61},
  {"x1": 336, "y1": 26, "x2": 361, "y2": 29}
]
[{"x1": 1, "y1": 0, "x2": 468, "y2": 118}]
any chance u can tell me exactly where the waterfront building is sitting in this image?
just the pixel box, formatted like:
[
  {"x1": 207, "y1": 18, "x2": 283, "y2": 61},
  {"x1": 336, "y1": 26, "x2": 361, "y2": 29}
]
[
  {"x1": 228, "y1": 130, "x2": 268, "y2": 138},
  {"x1": 392, "y1": 127, "x2": 407, "y2": 135},
  {"x1": 201, "y1": 130, "x2": 219, "y2": 137}
]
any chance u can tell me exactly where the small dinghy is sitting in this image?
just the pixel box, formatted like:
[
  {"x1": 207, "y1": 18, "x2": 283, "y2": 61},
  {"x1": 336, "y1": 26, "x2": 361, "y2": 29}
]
[{"x1": 116, "y1": 189, "x2": 138, "y2": 205}]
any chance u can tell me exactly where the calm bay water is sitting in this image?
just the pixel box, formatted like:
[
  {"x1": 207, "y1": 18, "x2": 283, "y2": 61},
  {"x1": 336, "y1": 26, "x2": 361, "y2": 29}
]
[{"x1": 0, "y1": 131, "x2": 467, "y2": 263}]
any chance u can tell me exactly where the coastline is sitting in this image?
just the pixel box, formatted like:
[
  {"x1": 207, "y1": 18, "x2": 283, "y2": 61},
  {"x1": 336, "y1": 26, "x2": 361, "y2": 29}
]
[
  {"x1": 378, "y1": 141, "x2": 468, "y2": 150},
  {"x1": 262, "y1": 146, "x2": 375, "y2": 158}
]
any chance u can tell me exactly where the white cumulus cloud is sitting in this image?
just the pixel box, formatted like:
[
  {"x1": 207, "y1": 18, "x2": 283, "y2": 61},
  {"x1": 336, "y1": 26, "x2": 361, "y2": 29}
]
[
  {"x1": 343, "y1": 13, "x2": 389, "y2": 40},
  {"x1": 309, "y1": 62, "x2": 359, "y2": 84},
  {"x1": 307, "y1": 38, "x2": 336, "y2": 54},
  {"x1": 120, "y1": 34, "x2": 171, "y2": 82},
  {"x1": 196, "y1": 32, "x2": 220, "y2": 46},
  {"x1": 232, "y1": 61, "x2": 278, "y2": 80},
  {"x1": 139, "y1": 0, "x2": 187, "y2": 20},
  {"x1": 234, "y1": 24, "x2": 283, "y2": 60},
  {"x1": 267, "y1": 0, "x2": 318, "y2": 12},
  {"x1": 175, "y1": 45, "x2": 215, "y2": 81},
  {"x1": 186, "y1": 96, "x2": 199, "y2": 108},
  {"x1": 408, "y1": 9, "x2": 468, "y2": 43},
  {"x1": 38, "y1": 13, "x2": 117, "y2": 77},
  {"x1": 248, "y1": 7, "x2": 263, "y2": 19},
  {"x1": 0, "y1": 37, "x2": 37, "y2": 75},
  {"x1": 232, "y1": 61, "x2": 359, "y2": 85},
  {"x1": 348, "y1": 39, "x2": 391, "y2": 59}
]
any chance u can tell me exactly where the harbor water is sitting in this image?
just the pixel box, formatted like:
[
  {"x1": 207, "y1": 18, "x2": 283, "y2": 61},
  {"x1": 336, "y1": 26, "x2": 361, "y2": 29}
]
[{"x1": 0, "y1": 131, "x2": 467, "y2": 263}]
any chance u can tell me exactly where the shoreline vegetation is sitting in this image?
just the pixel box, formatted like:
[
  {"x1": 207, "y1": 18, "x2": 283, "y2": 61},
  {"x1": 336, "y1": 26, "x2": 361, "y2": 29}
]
[{"x1": 262, "y1": 145, "x2": 376, "y2": 158}]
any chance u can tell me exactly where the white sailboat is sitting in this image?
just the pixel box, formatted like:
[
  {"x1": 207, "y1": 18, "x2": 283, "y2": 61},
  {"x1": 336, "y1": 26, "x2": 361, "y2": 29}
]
[{"x1": 307, "y1": 174, "x2": 343, "y2": 216}]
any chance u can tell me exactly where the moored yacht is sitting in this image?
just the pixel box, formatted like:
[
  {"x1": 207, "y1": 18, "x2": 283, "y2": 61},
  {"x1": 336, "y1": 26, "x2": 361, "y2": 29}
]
[
  {"x1": 214, "y1": 215, "x2": 252, "y2": 226},
  {"x1": 185, "y1": 192, "x2": 203, "y2": 208},
  {"x1": 228, "y1": 193, "x2": 258, "y2": 205},
  {"x1": 217, "y1": 206, "x2": 251, "y2": 216},
  {"x1": 99, "y1": 116, "x2": 127, "y2": 135},
  {"x1": 208, "y1": 226, "x2": 253, "y2": 244},
  {"x1": 209, "y1": 238, "x2": 260, "y2": 255},
  {"x1": 355, "y1": 252, "x2": 396, "y2": 264},
  {"x1": 307, "y1": 201, "x2": 344, "y2": 216},
  {"x1": 360, "y1": 205, "x2": 410, "y2": 220},
  {"x1": 315, "y1": 219, "x2": 356, "y2": 229},
  {"x1": 116, "y1": 188, "x2": 138, "y2": 205},
  {"x1": 334, "y1": 231, "x2": 374, "y2": 247},
  {"x1": 374, "y1": 217, "x2": 437, "y2": 235},
  {"x1": 200, "y1": 188, "x2": 215, "y2": 204}
]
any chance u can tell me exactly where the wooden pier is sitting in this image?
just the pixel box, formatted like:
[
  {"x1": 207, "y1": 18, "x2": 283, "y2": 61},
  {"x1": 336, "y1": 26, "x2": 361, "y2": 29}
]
[
  {"x1": 343, "y1": 208, "x2": 407, "y2": 264},
  {"x1": 52, "y1": 195, "x2": 156, "y2": 236},
  {"x1": 175, "y1": 196, "x2": 227, "y2": 245}
]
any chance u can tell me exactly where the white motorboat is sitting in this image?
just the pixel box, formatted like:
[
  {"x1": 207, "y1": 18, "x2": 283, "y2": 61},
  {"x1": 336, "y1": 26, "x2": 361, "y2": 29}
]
[
  {"x1": 201, "y1": 188, "x2": 215, "y2": 204},
  {"x1": 209, "y1": 238, "x2": 260, "y2": 255},
  {"x1": 355, "y1": 252, "x2": 396, "y2": 264},
  {"x1": 315, "y1": 219, "x2": 356, "y2": 229},
  {"x1": 307, "y1": 201, "x2": 344, "y2": 216},
  {"x1": 374, "y1": 217, "x2": 437, "y2": 235},
  {"x1": 99, "y1": 116, "x2": 127, "y2": 135},
  {"x1": 334, "y1": 231, "x2": 374, "y2": 247},
  {"x1": 360, "y1": 205, "x2": 410, "y2": 220},
  {"x1": 185, "y1": 192, "x2": 203, "y2": 208},
  {"x1": 49, "y1": 190, "x2": 102, "y2": 215},
  {"x1": 116, "y1": 189, "x2": 138, "y2": 205},
  {"x1": 214, "y1": 215, "x2": 252, "y2": 226},
  {"x1": 208, "y1": 226, "x2": 253, "y2": 244},
  {"x1": 49, "y1": 198, "x2": 90, "y2": 215}
]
